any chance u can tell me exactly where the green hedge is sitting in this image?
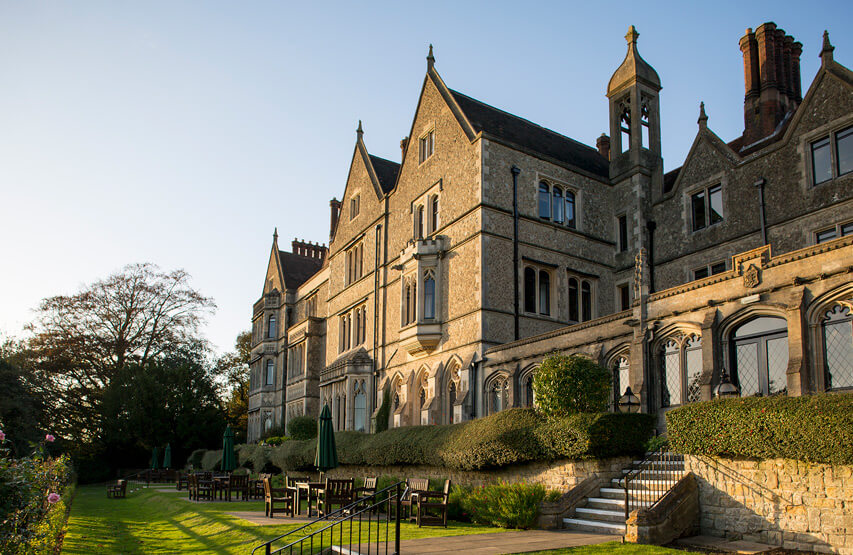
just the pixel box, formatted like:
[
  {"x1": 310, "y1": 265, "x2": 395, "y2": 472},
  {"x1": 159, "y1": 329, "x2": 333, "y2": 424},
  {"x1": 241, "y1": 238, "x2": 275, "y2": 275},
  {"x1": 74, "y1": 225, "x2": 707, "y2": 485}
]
[
  {"x1": 287, "y1": 416, "x2": 317, "y2": 441},
  {"x1": 192, "y1": 408, "x2": 654, "y2": 473},
  {"x1": 666, "y1": 393, "x2": 853, "y2": 465}
]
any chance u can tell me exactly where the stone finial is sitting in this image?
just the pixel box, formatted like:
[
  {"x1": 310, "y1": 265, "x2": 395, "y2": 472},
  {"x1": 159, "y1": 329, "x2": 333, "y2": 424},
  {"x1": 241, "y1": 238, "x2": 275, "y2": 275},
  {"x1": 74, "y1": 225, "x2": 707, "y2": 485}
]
[
  {"x1": 625, "y1": 25, "x2": 639, "y2": 45},
  {"x1": 273, "y1": 227, "x2": 278, "y2": 242},
  {"x1": 820, "y1": 30, "x2": 834, "y2": 65},
  {"x1": 357, "y1": 120, "x2": 363, "y2": 136},
  {"x1": 427, "y1": 44, "x2": 435, "y2": 69},
  {"x1": 698, "y1": 101, "x2": 708, "y2": 128}
]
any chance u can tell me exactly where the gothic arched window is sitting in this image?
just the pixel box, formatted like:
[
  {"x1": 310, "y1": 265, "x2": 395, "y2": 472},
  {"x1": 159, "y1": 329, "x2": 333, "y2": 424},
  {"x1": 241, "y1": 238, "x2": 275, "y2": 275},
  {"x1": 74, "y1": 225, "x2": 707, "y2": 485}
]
[
  {"x1": 660, "y1": 335, "x2": 703, "y2": 407},
  {"x1": 823, "y1": 305, "x2": 853, "y2": 390},
  {"x1": 353, "y1": 381, "x2": 367, "y2": 432},
  {"x1": 489, "y1": 377, "x2": 509, "y2": 414},
  {"x1": 611, "y1": 355, "x2": 630, "y2": 410},
  {"x1": 732, "y1": 316, "x2": 788, "y2": 396},
  {"x1": 424, "y1": 270, "x2": 436, "y2": 320}
]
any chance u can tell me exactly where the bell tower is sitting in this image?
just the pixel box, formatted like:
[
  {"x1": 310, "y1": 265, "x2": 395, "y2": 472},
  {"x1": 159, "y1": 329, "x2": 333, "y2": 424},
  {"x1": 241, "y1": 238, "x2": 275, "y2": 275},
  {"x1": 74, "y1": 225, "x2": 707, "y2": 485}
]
[{"x1": 607, "y1": 26, "x2": 663, "y2": 181}]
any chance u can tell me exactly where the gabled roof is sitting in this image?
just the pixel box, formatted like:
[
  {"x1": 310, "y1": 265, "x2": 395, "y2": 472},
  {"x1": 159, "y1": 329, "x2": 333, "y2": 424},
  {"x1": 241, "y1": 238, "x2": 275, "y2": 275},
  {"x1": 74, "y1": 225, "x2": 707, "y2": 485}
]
[
  {"x1": 368, "y1": 155, "x2": 400, "y2": 195},
  {"x1": 449, "y1": 89, "x2": 610, "y2": 178},
  {"x1": 278, "y1": 251, "x2": 324, "y2": 289}
]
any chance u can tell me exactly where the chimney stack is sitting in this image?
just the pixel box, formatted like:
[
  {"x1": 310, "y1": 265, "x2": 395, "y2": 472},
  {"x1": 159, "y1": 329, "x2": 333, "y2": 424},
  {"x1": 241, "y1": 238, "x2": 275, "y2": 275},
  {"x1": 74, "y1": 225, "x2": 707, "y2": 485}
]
[
  {"x1": 740, "y1": 22, "x2": 802, "y2": 147},
  {"x1": 329, "y1": 198, "x2": 341, "y2": 241},
  {"x1": 292, "y1": 239, "x2": 327, "y2": 260},
  {"x1": 400, "y1": 136, "x2": 409, "y2": 161},
  {"x1": 596, "y1": 134, "x2": 611, "y2": 160}
]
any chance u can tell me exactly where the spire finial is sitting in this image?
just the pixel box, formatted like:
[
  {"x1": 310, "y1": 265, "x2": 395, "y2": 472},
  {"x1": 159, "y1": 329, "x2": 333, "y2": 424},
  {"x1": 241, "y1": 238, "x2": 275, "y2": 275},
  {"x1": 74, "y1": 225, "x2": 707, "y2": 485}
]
[
  {"x1": 273, "y1": 227, "x2": 278, "y2": 243},
  {"x1": 357, "y1": 119, "x2": 363, "y2": 136},
  {"x1": 626, "y1": 25, "x2": 639, "y2": 45},
  {"x1": 427, "y1": 44, "x2": 435, "y2": 69},
  {"x1": 820, "y1": 30, "x2": 834, "y2": 65},
  {"x1": 698, "y1": 101, "x2": 708, "y2": 128}
]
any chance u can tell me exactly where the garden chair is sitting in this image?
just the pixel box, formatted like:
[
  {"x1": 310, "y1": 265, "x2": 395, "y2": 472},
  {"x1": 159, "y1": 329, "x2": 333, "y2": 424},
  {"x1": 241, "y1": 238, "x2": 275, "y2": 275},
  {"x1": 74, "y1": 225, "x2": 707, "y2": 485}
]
[
  {"x1": 176, "y1": 471, "x2": 188, "y2": 491},
  {"x1": 352, "y1": 477, "x2": 378, "y2": 513},
  {"x1": 106, "y1": 479, "x2": 126, "y2": 499},
  {"x1": 196, "y1": 473, "x2": 215, "y2": 501},
  {"x1": 251, "y1": 473, "x2": 271, "y2": 500},
  {"x1": 229, "y1": 473, "x2": 250, "y2": 501},
  {"x1": 415, "y1": 479, "x2": 451, "y2": 527},
  {"x1": 286, "y1": 475, "x2": 310, "y2": 514},
  {"x1": 400, "y1": 478, "x2": 429, "y2": 520},
  {"x1": 317, "y1": 478, "x2": 355, "y2": 517},
  {"x1": 187, "y1": 474, "x2": 196, "y2": 500},
  {"x1": 264, "y1": 477, "x2": 295, "y2": 518}
]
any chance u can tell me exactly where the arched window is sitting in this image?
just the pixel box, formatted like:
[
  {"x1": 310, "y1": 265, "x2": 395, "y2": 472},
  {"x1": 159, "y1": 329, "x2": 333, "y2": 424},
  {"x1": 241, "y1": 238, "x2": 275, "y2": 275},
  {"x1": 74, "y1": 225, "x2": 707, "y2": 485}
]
[
  {"x1": 265, "y1": 359, "x2": 275, "y2": 386},
  {"x1": 267, "y1": 315, "x2": 276, "y2": 339},
  {"x1": 660, "y1": 335, "x2": 702, "y2": 407},
  {"x1": 424, "y1": 270, "x2": 435, "y2": 320},
  {"x1": 264, "y1": 415, "x2": 273, "y2": 432},
  {"x1": 538, "y1": 182, "x2": 550, "y2": 219},
  {"x1": 822, "y1": 305, "x2": 853, "y2": 390},
  {"x1": 611, "y1": 355, "x2": 630, "y2": 410},
  {"x1": 447, "y1": 380, "x2": 457, "y2": 423},
  {"x1": 489, "y1": 377, "x2": 509, "y2": 414},
  {"x1": 731, "y1": 316, "x2": 788, "y2": 396},
  {"x1": 353, "y1": 381, "x2": 367, "y2": 432},
  {"x1": 565, "y1": 191, "x2": 576, "y2": 229},
  {"x1": 524, "y1": 267, "x2": 537, "y2": 313},
  {"x1": 552, "y1": 187, "x2": 564, "y2": 223},
  {"x1": 539, "y1": 271, "x2": 551, "y2": 315},
  {"x1": 581, "y1": 280, "x2": 592, "y2": 321},
  {"x1": 568, "y1": 277, "x2": 579, "y2": 322},
  {"x1": 520, "y1": 368, "x2": 537, "y2": 407}
]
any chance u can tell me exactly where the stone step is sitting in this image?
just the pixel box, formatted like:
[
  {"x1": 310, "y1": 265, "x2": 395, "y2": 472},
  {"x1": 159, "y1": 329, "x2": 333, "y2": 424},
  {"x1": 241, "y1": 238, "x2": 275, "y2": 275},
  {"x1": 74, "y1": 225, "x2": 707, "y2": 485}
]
[
  {"x1": 599, "y1": 487, "x2": 627, "y2": 499},
  {"x1": 562, "y1": 517, "x2": 626, "y2": 534},
  {"x1": 612, "y1": 476, "x2": 684, "y2": 488},
  {"x1": 622, "y1": 468, "x2": 684, "y2": 475},
  {"x1": 575, "y1": 507, "x2": 626, "y2": 523},
  {"x1": 633, "y1": 459, "x2": 683, "y2": 466},
  {"x1": 585, "y1": 497, "x2": 653, "y2": 510}
]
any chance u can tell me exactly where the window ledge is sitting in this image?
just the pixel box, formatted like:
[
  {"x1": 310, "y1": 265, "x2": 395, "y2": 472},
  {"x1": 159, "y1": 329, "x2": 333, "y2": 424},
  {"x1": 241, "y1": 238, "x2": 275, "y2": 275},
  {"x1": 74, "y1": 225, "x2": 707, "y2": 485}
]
[{"x1": 399, "y1": 322, "x2": 442, "y2": 356}]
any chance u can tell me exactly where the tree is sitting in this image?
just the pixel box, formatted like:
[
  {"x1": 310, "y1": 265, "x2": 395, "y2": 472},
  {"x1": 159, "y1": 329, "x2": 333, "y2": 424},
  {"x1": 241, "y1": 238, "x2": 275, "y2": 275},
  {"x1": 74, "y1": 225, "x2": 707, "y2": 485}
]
[
  {"x1": 213, "y1": 331, "x2": 251, "y2": 442},
  {"x1": 0, "y1": 357, "x2": 44, "y2": 456},
  {"x1": 20, "y1": 263, "x2": 216, "y2": 442},
  {"x1": 532, "y1": 353, "x2": 611, "y2": 417}
]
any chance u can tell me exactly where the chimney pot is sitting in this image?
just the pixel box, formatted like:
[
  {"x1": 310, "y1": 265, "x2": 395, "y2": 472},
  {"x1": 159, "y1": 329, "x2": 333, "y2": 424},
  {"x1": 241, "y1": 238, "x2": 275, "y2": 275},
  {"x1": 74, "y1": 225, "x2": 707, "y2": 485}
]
[{"x1": 596, "y1": 134, "x2": 611, "y2": 161}]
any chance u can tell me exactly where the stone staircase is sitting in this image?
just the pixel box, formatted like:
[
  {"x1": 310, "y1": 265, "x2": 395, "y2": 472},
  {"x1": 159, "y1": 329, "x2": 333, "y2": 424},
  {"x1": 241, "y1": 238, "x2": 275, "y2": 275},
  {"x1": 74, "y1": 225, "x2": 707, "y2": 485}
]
[{"x1": 562, "y1": 454, "x2": 685, "y2": 535}]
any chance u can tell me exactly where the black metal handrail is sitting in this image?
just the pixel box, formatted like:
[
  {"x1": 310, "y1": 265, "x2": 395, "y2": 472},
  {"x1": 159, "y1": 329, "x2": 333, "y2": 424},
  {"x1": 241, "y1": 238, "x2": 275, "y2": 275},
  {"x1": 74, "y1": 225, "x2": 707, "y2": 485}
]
[
  {"x1": 622, "y1": 446, "x2": 682, "y2": 521},
  {"x1": 251, "y1": 481, "x2": 404, "y2": 555}
]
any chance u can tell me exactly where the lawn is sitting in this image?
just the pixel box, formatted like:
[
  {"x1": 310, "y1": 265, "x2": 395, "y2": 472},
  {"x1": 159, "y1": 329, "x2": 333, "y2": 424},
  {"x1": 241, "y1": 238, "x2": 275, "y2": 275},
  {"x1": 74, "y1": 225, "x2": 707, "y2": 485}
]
[
  {"x1": 508, "y1": 544, "x2": 689, "y2": 554},
  {"x1": 61, "y1": 484, "x2": 505, "y2": 554}
]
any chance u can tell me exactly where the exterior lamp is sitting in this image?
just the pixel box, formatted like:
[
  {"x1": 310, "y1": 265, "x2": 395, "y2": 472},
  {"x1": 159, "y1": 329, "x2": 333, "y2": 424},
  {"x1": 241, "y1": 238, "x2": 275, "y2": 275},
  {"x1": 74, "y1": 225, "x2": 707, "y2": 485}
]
[
  {"x1": 618, "y1": 386, "x2": 641, "y2": 413},
  {"x1": 715, "y1": 368, "x2": 740, "y2": 398}
]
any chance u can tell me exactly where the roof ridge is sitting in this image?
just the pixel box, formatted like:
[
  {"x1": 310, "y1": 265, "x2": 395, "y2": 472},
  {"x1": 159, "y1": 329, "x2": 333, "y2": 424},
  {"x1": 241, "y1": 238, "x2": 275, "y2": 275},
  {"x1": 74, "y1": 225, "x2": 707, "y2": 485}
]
[{"x1": 448, "y1": 88, "x2": 601, "y2": 155}]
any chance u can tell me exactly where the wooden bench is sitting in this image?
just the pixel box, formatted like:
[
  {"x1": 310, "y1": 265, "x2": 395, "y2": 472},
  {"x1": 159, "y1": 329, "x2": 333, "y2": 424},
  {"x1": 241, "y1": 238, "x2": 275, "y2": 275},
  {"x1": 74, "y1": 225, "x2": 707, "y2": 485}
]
[{"x1": 106, "y1": 479, "x2": 127, "y2": 499}]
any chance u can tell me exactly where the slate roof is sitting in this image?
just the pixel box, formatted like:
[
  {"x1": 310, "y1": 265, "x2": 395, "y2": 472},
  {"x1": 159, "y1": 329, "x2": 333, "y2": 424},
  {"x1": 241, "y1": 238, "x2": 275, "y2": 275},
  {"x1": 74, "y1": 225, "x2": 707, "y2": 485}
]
[
  {"x1": 663, "y1": 167, "x2": 681, "y2": 193},
  {"x1": 369, "y1": 155, "x2": 400, "y2": 194},
  {"x1": 279, "y1": 251, "x2": 324, "y2": 289},
  {"x1": 449, "y1": 89, "x2": 610, "y2": 178}
]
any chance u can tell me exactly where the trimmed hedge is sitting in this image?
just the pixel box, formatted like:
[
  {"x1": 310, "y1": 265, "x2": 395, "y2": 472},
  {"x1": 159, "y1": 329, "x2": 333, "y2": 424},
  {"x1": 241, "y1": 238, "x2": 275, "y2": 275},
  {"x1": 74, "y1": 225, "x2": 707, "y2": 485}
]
[
  {"x1": 190, "y1": 408, "x2": 654, "y2": 473},
  {"x1": 287, "y1": 416, "x2": 317, "y2": 441},
  {"x1": 666, "y1": 393, "x2": 853, "y2": 465}
]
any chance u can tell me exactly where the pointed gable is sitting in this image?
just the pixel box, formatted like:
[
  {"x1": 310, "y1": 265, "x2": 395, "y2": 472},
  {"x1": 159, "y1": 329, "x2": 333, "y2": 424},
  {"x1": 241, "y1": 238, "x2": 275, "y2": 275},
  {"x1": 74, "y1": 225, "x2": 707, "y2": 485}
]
[
  {"x1": 368, "y1": 154, "x2": 400, "y2": 195},
  {"x1": 278, "y1": 250, "x2": 324, "y2": 289}
]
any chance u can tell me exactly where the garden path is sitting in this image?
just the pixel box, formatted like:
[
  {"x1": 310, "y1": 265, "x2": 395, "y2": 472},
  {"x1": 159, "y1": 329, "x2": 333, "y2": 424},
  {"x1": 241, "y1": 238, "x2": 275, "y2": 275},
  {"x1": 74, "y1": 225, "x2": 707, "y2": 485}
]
[{"x1": 373, "y1": 530, "x2": 618, "y2": 554}]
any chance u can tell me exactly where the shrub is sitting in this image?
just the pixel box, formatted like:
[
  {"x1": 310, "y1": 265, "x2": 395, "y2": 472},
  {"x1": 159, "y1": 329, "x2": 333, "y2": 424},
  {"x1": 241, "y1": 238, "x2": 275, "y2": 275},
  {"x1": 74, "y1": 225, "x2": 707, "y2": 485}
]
[
  {"x1": 533, "y1": 354, "x2": 611, "y2": 417},
  {"x1": 262, "y1": 425, "x2": 286, "y2": 440},
  {"x1": 287, "y1": 416, "x2": 318, "y2": 441},
  {"x1": 263, "y1": 436, "x2": 288, "y2": 446},
  {"x1": 666, "y1": 393, "x2": 853, "y2": 464},
  {"x1": 187, "y1": 449, "x2": 205, "y2": 469},
  {"x1": 455, "y1": 482, "x2": 552, "y2": 529},
  {"x1": 200, "y1": 449, "x2": 222, "y2": 471},
  {"x1": 375, "y1": 387, "x2": 391, "y2": 434}
]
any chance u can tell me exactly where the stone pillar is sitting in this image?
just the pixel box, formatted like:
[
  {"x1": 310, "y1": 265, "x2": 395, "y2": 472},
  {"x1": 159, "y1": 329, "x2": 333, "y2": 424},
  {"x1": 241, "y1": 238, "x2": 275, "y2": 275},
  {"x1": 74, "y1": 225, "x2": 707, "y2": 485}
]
[
  {"x1": 785, "y1": 288, "x2": 809, "y2": 396},
  {"x1": 699, "y1": 310, "x2": 718, "y2": 401}
]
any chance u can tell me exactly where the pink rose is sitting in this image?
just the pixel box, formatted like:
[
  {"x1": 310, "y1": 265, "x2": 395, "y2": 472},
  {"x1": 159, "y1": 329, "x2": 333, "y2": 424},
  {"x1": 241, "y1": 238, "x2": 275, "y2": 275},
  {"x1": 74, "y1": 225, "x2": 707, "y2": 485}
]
[
  {"x1": 47, "y1": 493, "x2": 60, "y2": 504},
  {"x1": 0, "y1": 431, "x2": 5, "y2": 442},
  {"x1": 45, "y1": 434, "x2": 55, "y2": 442}
]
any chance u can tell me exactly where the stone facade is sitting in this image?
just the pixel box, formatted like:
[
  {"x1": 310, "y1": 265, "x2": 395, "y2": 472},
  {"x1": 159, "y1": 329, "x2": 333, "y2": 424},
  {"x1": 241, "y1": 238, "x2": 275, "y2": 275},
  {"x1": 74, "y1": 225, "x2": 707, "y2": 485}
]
[
  {"x1": 248, "y1": 23, "x2": 853, "y2": 442},
  {"x1": 685, "y1": 455, "x2": 853, "y2": 554}
]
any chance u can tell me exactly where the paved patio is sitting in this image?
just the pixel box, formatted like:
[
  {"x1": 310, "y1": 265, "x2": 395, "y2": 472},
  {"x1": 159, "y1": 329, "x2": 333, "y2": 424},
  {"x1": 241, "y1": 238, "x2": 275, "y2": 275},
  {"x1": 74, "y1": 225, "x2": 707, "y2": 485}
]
[{"x1": 373, "y1": 530, "x2": 619, "y2": 554}]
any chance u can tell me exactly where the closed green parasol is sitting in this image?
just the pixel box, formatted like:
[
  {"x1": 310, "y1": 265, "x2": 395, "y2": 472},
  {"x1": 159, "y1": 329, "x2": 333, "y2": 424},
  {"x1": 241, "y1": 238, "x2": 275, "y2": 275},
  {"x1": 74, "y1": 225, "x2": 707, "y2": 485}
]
[
  {"x1": 150, "y1": 446, "x2": 159, "y2": 470},
  {"x1": 314, "y1": 404, "x2": 338, "y2": 472},
  {"x1": 162, "y1": 443, "x2": 172, "y2": 469},
  {"x1": 221, "y1": 426, "x2": 236, "y2": 472}
]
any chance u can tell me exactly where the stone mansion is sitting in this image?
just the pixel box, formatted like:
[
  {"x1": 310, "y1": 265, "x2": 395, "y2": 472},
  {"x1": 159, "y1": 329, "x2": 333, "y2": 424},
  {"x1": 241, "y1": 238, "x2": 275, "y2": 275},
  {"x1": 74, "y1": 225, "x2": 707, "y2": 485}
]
[{"x1": 246, "y1": 23, "x2": 853, "y2": 442}]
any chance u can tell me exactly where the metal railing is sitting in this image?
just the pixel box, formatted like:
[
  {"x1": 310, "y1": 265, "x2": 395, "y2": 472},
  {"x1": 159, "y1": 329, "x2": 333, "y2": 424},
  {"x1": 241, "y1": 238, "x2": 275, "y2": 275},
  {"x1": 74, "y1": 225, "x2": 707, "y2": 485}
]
[
  {"x1": 622, "y1": 447, "x2": 682, "y2": 521},
  {"x1": 252, "y1": 481, "x2": 404, "y2": 555}
]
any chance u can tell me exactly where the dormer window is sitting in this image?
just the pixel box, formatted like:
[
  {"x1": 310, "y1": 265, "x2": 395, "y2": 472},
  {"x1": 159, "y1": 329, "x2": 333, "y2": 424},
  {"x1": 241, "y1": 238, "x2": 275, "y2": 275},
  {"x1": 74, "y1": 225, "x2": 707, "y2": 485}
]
[
  {"x1": 419, "y1": 129, "x2": 435, "y2": 163},
  {"x1": 350, "y1": 194, "x2": 360, "y2": 220}
]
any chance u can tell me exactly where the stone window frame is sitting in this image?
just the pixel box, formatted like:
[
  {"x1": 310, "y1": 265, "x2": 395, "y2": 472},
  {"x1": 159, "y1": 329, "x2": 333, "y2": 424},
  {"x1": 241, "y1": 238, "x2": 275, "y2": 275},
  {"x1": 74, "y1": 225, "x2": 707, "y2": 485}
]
[
  {"x1": 805, "y1": 284, "x2": 853, "y2": 393},
  {"x1": 518, "y1": 363, "x2": 539, "y2": 408},
  {"x1": 653, "y1": 331, "x2": 703, "y2": 409},
  {"x1": 411, "y1": 181, "x2": 443, "y2": 239},
  {"x1": 350, "y1": 193, "x2": 360, "y2": 220},
  {"x1": 567, "y1": 271, "x2": 596, "y2": 323},
  {"x1": 615, "y1": 281, "x2": 631, "y2": 312},
  {"x1": 338, "y1": 302, "x2": 368, "y2": 354},
  {"x1": 797, "y1": 113, "x2": 853, "y2": 189},
  {"x1": 683, "y1": 172, "x2": 726, "y2": 235},
  {"x1": 267, "y1": 313, "x2": 277, "y2": 339},
  {"x1": 287, "y1": 341, "x2": 306, "y2": 379},
  {"x1": 535, "y1": 175, "x2": 580, "y2": 230},
  {"x1": 418, "y1": 125, "x2": 436, "y2": 165},
  {"x1": 265, "y1": 358, "x2": 275, "y2": 387},
  {"x1": 813, "y1": 220, "x2": 853, "y2": 245},
  {"x1": 344, "y1": 240, "x2": 364, "y2": 287},
  {"x1": 616, "y1": 213, "x2": 629, "y2": 252},
  {"x1": 691, "y1": 260, "x2": 728, "y2": 281},
  {"x1": 443, "y1": 357, "x2": 463, "y2": 425},
  {"x1": 484, "y1": 372, "x2": 511, "y2": 415},
  {"x1": 607, "y1": 348, "x2": 631, "y2": 411},
  {"x1": 522, "y1": 264, "x2": 555, "y2": 318}
]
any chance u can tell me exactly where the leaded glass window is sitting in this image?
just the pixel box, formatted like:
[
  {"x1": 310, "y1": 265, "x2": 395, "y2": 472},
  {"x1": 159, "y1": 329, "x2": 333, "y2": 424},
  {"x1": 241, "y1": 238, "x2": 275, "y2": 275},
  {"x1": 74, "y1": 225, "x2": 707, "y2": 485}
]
[
  {"x1": 731, "y1": 316, "x2": 788, "y2": 396},
  {"x1": 823, "y1": 305, "x2": 853, "y2": 390}
]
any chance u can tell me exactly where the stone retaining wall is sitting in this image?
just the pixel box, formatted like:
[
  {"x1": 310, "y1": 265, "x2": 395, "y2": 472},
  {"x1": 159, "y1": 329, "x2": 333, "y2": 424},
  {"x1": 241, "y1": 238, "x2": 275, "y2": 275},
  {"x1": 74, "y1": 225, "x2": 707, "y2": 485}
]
[
  {"x1": 326, "y1": 456, "x2": 632, "y2": 491},
  {"x1": 685, "y1": 455, "x2": 853, "y2": 554}
]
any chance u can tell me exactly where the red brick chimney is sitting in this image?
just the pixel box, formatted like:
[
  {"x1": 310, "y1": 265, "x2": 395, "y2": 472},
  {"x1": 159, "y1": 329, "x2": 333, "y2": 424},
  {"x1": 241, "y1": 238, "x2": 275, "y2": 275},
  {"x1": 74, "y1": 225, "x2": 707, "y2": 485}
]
[
  {"x1": 596, "y1": 134, "x2": 611, "y2": 160},
  {"x1": 329, "y1": 198, "x2": 341, "y2": 241},
  {"x1": 740, "y1": 23, "x2": 802, "y2": 146}
]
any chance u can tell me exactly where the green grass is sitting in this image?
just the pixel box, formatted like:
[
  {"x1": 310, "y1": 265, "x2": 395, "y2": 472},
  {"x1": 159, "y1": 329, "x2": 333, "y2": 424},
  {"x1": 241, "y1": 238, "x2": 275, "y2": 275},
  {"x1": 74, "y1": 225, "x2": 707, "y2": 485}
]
[
  {"x1": 507, "y1": 543, "x2": 689, "y2": 554},
  {"x1": 62, "y1": 485, "x2": 504, "y2": 554}
]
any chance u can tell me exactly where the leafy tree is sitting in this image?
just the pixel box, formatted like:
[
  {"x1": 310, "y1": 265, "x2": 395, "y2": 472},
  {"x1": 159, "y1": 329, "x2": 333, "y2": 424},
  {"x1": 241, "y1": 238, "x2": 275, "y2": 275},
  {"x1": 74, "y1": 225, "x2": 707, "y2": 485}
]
[
  {"x1": 213, "y1": 331, "x2": 251, "y2": 442},
  {"x1": 532, "y1": 353, "x2": 611, "y2": 417},
  {"x1": 19, "y1": 263, "x2": 215, "y2": 442},
  {"x1": 0, "y1": 356, "x2": 44, "y2": 457}
]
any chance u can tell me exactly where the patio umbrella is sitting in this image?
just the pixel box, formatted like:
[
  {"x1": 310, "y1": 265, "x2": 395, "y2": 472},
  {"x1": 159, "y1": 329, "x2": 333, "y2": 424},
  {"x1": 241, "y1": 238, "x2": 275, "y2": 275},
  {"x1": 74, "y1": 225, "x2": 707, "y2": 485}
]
[
  {"x1": 162, "y1": 443, "x2": 172, "y2": 469},
  {"x1": 221, "y1": 425, "x2": 236, "y2": 472},
  {"x1": 314, "y1": 404, "x2": 338, "y2": 472},
  {"x1": 150, "y1": 446, "x2": 159, "y2": 470}
]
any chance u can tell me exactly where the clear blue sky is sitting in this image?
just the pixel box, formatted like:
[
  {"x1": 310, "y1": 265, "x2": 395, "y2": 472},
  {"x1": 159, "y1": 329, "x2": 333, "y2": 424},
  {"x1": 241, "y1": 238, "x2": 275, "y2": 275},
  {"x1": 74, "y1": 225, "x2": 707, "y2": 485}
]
[{"x1": 1, "y1": 0, "x2": 849, "y2": 354}]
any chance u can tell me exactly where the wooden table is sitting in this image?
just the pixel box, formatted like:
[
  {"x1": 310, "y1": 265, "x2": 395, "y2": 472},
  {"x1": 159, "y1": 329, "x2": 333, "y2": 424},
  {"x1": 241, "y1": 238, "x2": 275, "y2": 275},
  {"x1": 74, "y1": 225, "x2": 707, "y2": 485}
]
[
  {"x1": 212, "y1": 476, "x2": 231, "y2": 501},
  {"x1": 295, "y1": 482, "x2": 325, "y2": 517}
]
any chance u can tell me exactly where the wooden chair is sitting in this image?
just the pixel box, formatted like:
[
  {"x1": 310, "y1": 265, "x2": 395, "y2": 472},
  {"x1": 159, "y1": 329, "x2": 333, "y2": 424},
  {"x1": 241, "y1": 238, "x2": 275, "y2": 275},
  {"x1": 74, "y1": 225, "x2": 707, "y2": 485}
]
[
  {"x1": 229, "y1": 474, "x2": 250, "y2": 501},
  {"x1": 106, "y1": 479, "x2": 126, "y2": 499},
  {"x1": 286, "y1": 475, "x2": 310, "y2": 513},
  {"x1": 264, "y1": 477, "x2": 295, "y2": 518},
  {"x1": 317, "y1": 478, "x2": 355, "y2": 517},
  {"x1": 415, "y1": 479, "x2": 451, "y2": 527},
  {"x1": 351, "y1": 477, "x2": 378, "y2": 512},
  {"x1": 176, "y1": 472, "x2": 188, "y2": 491},
  {"x1": 251, "y1": 473, "x2": 271, "y2": 500},
  {"x1": 401, "y1": 478, "x2": 430, "y2": 520},
  {"x1": 196, "y1": 473, "x2": 215, "y2": 501}
]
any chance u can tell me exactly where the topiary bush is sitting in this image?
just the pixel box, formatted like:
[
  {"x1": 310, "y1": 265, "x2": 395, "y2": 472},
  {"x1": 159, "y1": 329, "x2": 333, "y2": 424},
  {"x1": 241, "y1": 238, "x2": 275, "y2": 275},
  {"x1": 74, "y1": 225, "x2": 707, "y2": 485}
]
[
  {"x1": 666, "y1": 393, "x2": 853, "y2": 464},
  {"x1": 287, "y1": 416, "x2": 318, "y2": 441},
  {"x1": 533, "y1": 354, "x2": 611, "y2": 417},
  {"x1": 374, "y1": 387, "x2": 391, "y2": 434}
]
